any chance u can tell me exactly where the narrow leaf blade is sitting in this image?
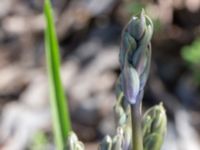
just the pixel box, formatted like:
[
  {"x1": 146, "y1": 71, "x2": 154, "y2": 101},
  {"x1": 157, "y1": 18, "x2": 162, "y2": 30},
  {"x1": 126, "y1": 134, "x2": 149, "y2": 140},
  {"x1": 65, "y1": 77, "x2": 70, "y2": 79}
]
[{"x1": 44, "y1": 0, "x2": 71, "y2": 148}]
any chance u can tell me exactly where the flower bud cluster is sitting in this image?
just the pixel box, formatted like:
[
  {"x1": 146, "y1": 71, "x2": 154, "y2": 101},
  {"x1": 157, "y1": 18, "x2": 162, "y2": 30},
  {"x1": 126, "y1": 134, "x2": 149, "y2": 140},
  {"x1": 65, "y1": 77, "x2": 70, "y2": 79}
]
[
  {"x1": 99, "y1": 126, "x2": 132, "y2": 150},
  {"x1": 142, "y1": 104, "x2": 167, "y2": 150},
  {"x1": 118, "y1": 10, "x2": 153, "y2": 104}
]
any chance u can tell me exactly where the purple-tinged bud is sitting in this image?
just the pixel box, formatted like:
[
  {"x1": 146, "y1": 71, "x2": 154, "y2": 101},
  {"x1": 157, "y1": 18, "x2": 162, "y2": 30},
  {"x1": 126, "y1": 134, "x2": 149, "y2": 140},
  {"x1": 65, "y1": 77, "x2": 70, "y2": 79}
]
[
  {"x1": 118, "y1": 10, "x2": 153, "y2": 105},
  {"x1": 120, "y1": 32, "x2": 137, "y2": 69},
  {"x1": 127, "y1": 10, "x2": 146, "y2": 40},
  {"x1": 132, "y1": 45, "x2": 151, "y2": 90},
  {"x1": 121, "y1": 63, "x2": 140, "y2": 104}
]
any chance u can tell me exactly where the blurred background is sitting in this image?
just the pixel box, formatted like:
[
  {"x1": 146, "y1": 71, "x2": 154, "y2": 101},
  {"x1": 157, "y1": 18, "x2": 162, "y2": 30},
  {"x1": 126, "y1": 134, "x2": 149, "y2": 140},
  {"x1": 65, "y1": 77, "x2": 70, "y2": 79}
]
[{"x1": 0, "y1": 0, "x2": 200, "y2": 149}]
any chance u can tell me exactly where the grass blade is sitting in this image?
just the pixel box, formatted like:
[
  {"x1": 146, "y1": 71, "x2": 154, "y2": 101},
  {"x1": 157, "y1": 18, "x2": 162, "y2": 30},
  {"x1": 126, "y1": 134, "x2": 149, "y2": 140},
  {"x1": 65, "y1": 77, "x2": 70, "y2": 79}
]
[{"x1": 44, "y1": 0, "x2": 71, "y2": 149}]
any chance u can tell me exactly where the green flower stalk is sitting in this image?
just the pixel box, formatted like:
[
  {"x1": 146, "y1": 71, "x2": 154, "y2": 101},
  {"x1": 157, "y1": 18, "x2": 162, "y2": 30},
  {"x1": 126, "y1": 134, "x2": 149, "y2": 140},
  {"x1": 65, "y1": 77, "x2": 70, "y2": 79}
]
[{"x1": 118, "y1": 10, "x2": 153, "y2": 150}]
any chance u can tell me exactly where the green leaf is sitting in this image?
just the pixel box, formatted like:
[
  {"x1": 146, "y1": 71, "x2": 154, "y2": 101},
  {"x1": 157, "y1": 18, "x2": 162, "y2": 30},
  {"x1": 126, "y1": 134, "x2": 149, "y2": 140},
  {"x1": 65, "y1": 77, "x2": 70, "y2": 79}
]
[{"x1": 44, "y1": 0, "x2": 71, "y2": 149}]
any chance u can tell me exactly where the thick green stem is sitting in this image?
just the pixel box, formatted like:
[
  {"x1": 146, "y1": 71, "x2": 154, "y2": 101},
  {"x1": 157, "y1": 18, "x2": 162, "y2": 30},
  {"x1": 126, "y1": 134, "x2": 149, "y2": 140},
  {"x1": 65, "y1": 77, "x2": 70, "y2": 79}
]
[{"x1": 131, "y1": 102, "x2": 143, "y2": 150}]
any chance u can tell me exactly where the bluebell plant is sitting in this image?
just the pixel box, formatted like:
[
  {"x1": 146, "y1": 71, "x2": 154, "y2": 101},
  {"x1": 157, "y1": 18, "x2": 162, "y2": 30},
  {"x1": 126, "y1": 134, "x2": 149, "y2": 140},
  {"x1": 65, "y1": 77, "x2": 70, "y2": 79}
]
[
  {"x1": 100, "y1": 10, "x2": 167, "y2": 150},
  {"x1": 44, "y1": 0, "x2": 167, "y2": 149}
]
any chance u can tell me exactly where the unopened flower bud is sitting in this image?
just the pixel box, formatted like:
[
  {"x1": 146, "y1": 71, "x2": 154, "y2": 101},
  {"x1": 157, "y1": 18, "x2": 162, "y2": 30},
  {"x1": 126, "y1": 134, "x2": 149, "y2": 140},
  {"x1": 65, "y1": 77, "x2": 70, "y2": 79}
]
[
  {"x1": 120, "y1": 32, "x2": 137, "y2": 69},
  {"x1": 112, "y1": 128, "x2": 124, "y2": 150},
  {"x1": 99, "y1": 136, "x2": 112, "y2": 150},
  {"x1": 127, "y1": 10, "x2": 146, "y2": 40},
  {"x1": 66, "y1": 132, "x2": 84, "y2": 150},
  {"x1": 142, "y1": 104, "x2": 167, "y2": 150},
  {"x1": 121, "y1": 63, "x2": 140, "y2": 104},
  {"x1": 122, "y1": 125, "x2": 132, "y2": 150}
]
